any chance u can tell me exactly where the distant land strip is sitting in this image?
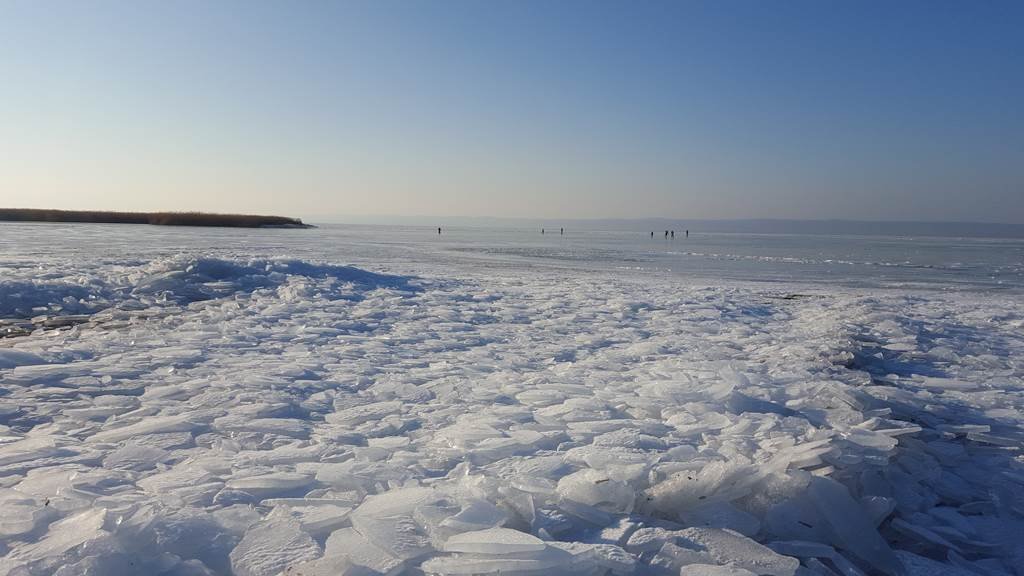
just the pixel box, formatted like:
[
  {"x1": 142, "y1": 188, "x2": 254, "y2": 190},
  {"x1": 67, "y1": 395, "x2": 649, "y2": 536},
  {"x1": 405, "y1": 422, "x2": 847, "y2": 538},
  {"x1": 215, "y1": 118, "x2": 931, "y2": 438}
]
[{"x1": 0, "y1": 208, "x2": 311, "y2": 228}]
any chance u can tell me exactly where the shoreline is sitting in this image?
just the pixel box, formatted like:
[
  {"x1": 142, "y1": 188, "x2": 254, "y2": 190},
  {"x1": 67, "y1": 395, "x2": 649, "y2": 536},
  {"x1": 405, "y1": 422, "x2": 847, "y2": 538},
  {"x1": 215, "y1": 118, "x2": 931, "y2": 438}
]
[{"x1": 0, "y1": 208, "x2": 312, "y2": 228}]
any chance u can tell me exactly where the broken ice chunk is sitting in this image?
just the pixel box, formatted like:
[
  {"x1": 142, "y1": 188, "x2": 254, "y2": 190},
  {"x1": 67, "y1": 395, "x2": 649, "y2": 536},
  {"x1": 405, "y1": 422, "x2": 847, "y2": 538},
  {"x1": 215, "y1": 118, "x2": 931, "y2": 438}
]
[
  {"x1": 860, "y1": 496, "x2": 895, "y2": 526},
  {"x1": 591, "y1": 515, "x2": 641, "y2": 546},
  {"x1": 87, "y1": 413, "x2": 195, "y2": 443},
  {"x1": 0, "y1": 491, "x2": 57, "y2": 536},
  {"x1": 766, "y1": 540, "x2": 836, "y2": 559},
  {"x1": 964, "y1": 432, "x2": 1019, "y2": 447},
  {"x1": 320, "y1": 527, "x2": 403, "y2": 575},
  {"x1": 101, "y1": 443, "x2": 170, "y2": 471},
  {"x1": 674, "y1": 528, "x2": 799, "y2": 576},
  {"x1": 439, "y1": 498, "x2": 508, "y2": 531},
  {"x1": 626, "y1": 527, "x2": 684, "y2": 554},
  {"x1": 927, "y1": 507, "x2": 976, "y2": 537},
  {"x1": 0, "y1": 349, "x2": 45, "y2": 369},
  {"x1": 349, "y1": 487, "x2": 439, "y2": 560},
  {"x1": 890, "y1": 517, "x2": 961, "y2": 553},
  {"x1": 315, "y1": 459, "x2": 415, "y2": 491},
  {"x1": 807, "y1": 477, "x2": 901, "y2": 576},
  {"x1": 283, "y1": 554, "x2": 378, "y2": 576},
  {"x1": 422, "y1": 547, "x2": 575, "y2": 575},
  {"x1": 641, "y1": 460, "x2": 761, "y2": 516},
  {"x1": 443, "y1": 527, "x2": 547, "y2": 554},
  {"x1": 229, "y1": 513, "x2": 321, "y2": 576},
  {"x1": 225, "y1": 471, "x2": 314, "y2": 496},
  {"x1": 557, "y1": 497, "x2": 615, "y2": 526},
  {"x1": 0, "y1": 436, "x2": 66, "y2": 466},
  {"x1": 917, "y1": 378, "x2": 980, "y2": 391},
  {"x1": 649, "y1": 541, "x2": 714, "y2": 572},
  {"x1": 895, "y1": 550, "x2": 976, "y2": 576},
  {"x1": 325, "y1": 400, "x2": 403, "y2": 426},
  {"x1": 8, "y1": 507, "x2": 108, "y2": 564},
  {"x1": 924, "y1": 441, "x2": 966, "y2": 464},
  {"x1": 273, "y1": 502, "x2": 352, "y2": 536},
  {"x1": 842, "y1": 428, "x2": 898, "y2": 451},
  {"x1": 727, "y1": 391, "x2": 797, "y2": 417},
  {"x1": 679, "y1": 501, "x2": 761, "y2": 537},
  {"x1": 679, "y1": 565, "x2": 758, "y2": 576},
  {"x1": 556, "y1": 468, "x2": 636, "y2": 514},
  {"x1": 550, "y1": 541, "x2": 637, "y2": 574},
  {"x1": 214, "y1": 416, "x2": 312, "y2": 438}
]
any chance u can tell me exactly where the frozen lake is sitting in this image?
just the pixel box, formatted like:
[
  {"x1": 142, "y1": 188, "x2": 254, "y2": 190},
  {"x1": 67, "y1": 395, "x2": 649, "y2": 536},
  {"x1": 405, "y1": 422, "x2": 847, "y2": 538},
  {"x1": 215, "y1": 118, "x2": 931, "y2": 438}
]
[
  {"x1": 4, "y1": 222, "x2": 1024, "y2": 295},
  {"x1": 0, "y1": 222, "x2": 1022, "y2": 575}
]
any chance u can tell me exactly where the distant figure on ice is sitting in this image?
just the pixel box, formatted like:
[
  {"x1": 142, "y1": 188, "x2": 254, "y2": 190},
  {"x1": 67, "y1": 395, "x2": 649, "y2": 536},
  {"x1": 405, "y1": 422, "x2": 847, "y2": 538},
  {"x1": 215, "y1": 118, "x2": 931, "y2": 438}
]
[
  {"x1": 438, "y1": 227, "x2": 442, "y2": 235},
  {"x1": 671, "y1": 230, "x2": 675, "y2": 238},
  {"x1": 650, "y1": 231, "x2": 654, "y2": 238},
  {"x1": 685, "y1": 229, "x2": 689, "y2": 238},
  {"x1": 560, "y1": 228, "x2": 564, "y2": 235},
  {"x1": 664, "y1": 230, "x2": 668, "y2": 239},
  {"x1": 542, "y1": 228, "x2": 545, "y2": 235}
]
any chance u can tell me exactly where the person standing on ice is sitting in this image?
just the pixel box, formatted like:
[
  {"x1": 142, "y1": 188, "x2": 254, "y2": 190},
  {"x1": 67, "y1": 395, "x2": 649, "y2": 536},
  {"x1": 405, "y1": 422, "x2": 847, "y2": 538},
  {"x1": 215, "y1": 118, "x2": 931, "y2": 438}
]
[
  {"x1": 438, "y1": 227, "x2": 442, "y2": 235},
  {"x1": 671, "y1": 230, "x2": 675, "y2": 239},
  {"x1": 560, "y1": 227, "x2": 563, "y2": 235},
  {"x1": 650, "y1": 231, "x2": 654, "y2": 238},
  {"x1": 664, "y1": 230, "x2": 668, "y2": 239},
  {"x1": 686, "y1": 229, "x2": 689, "y2": 238}
]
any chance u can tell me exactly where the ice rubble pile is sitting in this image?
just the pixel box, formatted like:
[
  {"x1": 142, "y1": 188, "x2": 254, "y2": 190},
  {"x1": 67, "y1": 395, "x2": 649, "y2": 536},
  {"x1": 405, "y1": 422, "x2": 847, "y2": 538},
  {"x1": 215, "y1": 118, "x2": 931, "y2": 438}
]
[
  {"x1": 0, "y1": 257, "x2": 1022, "y2": 575},
  {"x1": 0, "y1": 256, "x2": 411, "y2": 319}
]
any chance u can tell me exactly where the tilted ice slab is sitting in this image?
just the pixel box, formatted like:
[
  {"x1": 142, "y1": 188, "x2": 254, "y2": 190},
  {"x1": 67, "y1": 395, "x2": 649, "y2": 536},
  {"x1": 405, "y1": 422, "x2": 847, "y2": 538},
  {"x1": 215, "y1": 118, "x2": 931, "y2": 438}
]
[
  {"x1": 443, "y1": 527, "x2": 547, "y2": 554},
  {"x1": 1, "y1": 246, "x2": 1022, "y2": 575}
]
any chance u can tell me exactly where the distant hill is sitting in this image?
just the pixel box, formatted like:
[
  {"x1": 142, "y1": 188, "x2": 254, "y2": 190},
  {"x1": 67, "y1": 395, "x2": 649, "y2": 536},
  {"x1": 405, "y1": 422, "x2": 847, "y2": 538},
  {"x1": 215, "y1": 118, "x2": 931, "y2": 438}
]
[{"x1": 0, "y1": 208, "x2": 311, "y2": 228}]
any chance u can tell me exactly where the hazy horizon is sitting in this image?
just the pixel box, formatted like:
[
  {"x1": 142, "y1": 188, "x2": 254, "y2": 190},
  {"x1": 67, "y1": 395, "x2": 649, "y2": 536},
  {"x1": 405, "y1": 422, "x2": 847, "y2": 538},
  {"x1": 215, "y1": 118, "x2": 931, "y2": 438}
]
[
  {"x1": 291, "y1": 213, "x2": 1024, "y2": 238},
  {"x1": 3, "y1": 1, "x2": 1023, "y2": 223}
]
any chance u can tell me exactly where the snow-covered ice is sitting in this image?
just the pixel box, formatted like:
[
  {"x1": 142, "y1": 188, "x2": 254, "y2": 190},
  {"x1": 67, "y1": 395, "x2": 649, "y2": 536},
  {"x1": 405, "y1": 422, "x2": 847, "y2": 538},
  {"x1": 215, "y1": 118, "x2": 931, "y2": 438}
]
[{"x1": 0, "y1": 223, "x2": 1023, "y2": 575}]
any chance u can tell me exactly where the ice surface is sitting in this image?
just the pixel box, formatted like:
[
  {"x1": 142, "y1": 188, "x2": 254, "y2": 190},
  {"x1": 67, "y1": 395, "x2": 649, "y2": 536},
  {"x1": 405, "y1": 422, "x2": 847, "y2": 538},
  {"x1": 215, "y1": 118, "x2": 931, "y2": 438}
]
[{"x1": 2, "y1": 224, "x2": 1023, "y2": 574}]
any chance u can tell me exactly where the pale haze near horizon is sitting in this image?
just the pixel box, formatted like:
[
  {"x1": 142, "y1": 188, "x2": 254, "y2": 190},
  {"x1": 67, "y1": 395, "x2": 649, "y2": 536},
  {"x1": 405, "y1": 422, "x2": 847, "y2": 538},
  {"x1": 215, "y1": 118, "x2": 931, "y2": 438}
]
[{"x1": 2, "y1": 1, "x2": 1023, "y2": 224}]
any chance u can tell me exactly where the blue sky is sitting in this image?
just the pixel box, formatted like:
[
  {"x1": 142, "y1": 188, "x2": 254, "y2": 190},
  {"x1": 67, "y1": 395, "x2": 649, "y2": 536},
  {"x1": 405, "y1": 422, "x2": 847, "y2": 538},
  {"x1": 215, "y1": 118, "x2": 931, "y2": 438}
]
[{"x1": 2, "y1": 1, "x2": 1022, "y2": 222}]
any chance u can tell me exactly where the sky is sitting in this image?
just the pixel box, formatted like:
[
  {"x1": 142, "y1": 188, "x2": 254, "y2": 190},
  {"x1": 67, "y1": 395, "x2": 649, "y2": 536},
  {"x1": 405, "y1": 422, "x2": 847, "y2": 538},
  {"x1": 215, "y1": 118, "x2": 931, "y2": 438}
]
[{"x1": 2, "y1": 0, "x2": 1023, "y2": 223}]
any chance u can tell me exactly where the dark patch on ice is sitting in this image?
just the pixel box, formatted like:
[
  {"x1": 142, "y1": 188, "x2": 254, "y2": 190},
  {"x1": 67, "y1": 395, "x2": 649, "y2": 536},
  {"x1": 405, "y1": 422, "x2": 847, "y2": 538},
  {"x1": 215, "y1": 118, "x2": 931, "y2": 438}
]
[{"x1": 765, "y1": 293, "x2": 816, "y2": 300}]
